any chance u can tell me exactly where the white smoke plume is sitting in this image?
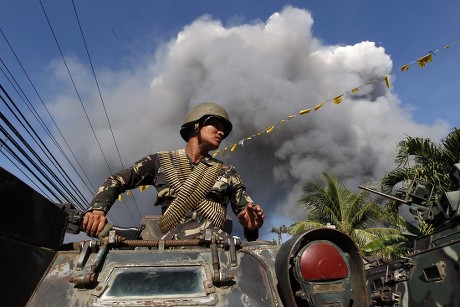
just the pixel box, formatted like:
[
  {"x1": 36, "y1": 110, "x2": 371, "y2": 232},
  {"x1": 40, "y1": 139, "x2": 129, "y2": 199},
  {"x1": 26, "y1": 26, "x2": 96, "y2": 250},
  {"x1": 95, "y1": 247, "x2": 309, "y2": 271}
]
[{"x1": 48, "y1": 6, "x2": 450, "y2": 239}]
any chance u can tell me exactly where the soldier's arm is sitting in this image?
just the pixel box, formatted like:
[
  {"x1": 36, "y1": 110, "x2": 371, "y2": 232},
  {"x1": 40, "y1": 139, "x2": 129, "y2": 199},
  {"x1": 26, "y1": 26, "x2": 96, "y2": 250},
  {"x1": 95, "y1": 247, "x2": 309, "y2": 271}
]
[
  {"x1": 228, "y1": 167, "x2": 264, "y2": 241},
  {"x1": 83, "y1": 154, "x2": 159, "y2": 237}
]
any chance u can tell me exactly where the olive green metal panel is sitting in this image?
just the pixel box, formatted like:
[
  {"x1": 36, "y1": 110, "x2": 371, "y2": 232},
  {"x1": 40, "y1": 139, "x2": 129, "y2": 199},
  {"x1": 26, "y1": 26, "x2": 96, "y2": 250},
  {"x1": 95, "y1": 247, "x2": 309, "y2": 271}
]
[
  {"x1": 28, "y1": 245, "x2": 281, "y2": 306},
  {"x1": 367, "y1": 227, "x2": 460, "y2": 306}
]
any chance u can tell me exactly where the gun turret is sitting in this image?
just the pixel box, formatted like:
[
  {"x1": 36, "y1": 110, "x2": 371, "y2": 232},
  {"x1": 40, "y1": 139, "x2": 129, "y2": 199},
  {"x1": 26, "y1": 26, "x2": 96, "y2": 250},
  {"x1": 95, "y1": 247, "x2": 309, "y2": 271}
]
[
  {"x1": 359, "y1": 183, "x2": 432, "y2": 219},
  {"x1": 359, "y1": 186, "x2": 409, "y2": 205},
  {"x1": 361, "y1": 163, "x2": 460, "y2": 229}
]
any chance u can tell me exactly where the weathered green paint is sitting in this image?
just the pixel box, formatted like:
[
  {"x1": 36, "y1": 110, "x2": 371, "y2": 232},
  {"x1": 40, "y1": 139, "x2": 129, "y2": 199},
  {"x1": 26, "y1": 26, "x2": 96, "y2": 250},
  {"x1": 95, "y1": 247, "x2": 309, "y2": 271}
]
[
  {"x1": 366, "y1": 162, "x2": 460, "y2": 307},
  {"x1": 1, "y1": 167, "x2": 366, "y2": 307},
  {"x1": 28, "y1": 243, "x2": 282, "y2": 306}
]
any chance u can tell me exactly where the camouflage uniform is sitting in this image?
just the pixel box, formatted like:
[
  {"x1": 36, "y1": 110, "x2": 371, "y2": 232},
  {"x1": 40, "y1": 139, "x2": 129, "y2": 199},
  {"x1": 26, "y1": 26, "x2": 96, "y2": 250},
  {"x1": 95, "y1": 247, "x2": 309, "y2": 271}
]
[{"x1": 87, "y1": 149, "x2": 259, "y2": 240}]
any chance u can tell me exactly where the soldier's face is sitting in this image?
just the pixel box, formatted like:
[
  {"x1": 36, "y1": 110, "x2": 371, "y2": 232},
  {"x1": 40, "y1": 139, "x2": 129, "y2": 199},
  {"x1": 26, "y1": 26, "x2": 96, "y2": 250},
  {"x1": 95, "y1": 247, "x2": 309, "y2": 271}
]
[{"x1": 199, "y1": 118, "x2": 225, "y2": 150}]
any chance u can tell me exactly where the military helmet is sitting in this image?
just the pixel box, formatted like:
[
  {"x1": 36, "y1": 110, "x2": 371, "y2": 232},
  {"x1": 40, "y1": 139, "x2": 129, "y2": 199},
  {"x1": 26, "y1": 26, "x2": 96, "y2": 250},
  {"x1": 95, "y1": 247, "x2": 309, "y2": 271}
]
[{"x1": 180, "y1": 102, "x2": 233, "y2": 141}]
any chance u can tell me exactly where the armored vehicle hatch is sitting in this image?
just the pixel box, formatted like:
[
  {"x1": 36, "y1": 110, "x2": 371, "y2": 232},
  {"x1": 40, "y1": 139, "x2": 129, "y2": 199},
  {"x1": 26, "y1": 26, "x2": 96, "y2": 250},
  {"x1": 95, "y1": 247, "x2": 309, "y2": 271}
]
[{"x1": 1, "y1": 167, "x2": 368, "y2": 306}]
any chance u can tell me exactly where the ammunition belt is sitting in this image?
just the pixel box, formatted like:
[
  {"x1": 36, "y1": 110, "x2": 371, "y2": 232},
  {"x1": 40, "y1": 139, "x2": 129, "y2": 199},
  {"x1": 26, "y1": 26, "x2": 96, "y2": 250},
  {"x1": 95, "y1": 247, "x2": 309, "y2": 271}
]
[{"x1": 158, "y1": 150, "x2": 224, "y2": 233}]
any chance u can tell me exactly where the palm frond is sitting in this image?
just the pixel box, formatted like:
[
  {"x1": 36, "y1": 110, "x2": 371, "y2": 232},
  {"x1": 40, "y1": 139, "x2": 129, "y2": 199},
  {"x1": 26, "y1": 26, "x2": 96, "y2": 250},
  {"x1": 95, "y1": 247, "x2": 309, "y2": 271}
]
[
  {"x1": 381, "y1": 167, "x2": 415, "y2": 194},
  {"x1": 395, "y1": 137, "x2": 442, "y2": 167},
  {"x1": 364, "y1": 227, "x2": 401, "y2": 236},
  {"x1": 362, "y1": 234, "x2": 408, "y2": 253},
  {"x1": 348, "y1": 201, "x2": 382, "y2": 229},
  {"x1": 443, "y1": 128, "x2": 460, "y2": 163},
  {"x1": 350, "y1": 228, "x2": 379, "y2": 248},
  {"x1": 288, "y1": 221, "x2": 324, "y2": 236}
]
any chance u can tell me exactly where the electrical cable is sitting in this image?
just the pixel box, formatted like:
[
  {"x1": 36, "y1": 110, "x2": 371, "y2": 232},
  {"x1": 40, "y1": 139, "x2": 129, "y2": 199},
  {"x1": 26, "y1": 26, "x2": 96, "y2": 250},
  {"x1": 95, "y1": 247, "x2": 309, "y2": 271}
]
[
  {"x1": 0, "y1": 140, "x2": 54, "y2": 200},
  {"x1": 0, "y1": 29, "x2": 97, "y2": 196},
  {"x1": 0, "y1": 112, "x2": 85, "y2": 209},
  {"x1": 0, "y1": 84, "x2": 88, "y2": 206},
  {"x1": 38, "y1": 0, "x2": 114, "y2": 176},
  {"x1": 71, "y1": 0, "x2": 142, "y2": 221},
  {"x1": 72, "y1": 0, "x2": 142, "y2": 222},
  {"x1": 0, "y1": 130, "x2": 66, "y2": 204}
]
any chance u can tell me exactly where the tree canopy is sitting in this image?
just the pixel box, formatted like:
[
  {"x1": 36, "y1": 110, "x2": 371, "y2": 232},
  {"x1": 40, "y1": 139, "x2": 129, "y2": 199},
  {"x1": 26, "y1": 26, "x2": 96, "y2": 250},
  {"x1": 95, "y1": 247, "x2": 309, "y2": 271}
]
[
  {"x1": 382, "y1": 128, "x2": 460, "y2": 204},
  {"x1": 289, "y1": 173, "x2": 400, "y2": 254}
]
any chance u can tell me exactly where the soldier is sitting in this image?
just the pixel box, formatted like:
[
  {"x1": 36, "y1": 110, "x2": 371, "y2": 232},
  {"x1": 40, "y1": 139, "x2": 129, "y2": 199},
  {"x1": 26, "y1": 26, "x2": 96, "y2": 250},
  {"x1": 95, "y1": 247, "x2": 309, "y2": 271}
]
[{"x1": 82, "y1": 102, "x2": 264, "y2": 241}]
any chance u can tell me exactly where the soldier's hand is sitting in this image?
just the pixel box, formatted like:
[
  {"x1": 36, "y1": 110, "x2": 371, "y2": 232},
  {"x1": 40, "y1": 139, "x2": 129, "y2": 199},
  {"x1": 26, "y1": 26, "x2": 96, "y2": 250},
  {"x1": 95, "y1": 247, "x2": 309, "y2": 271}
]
[
  {"x1": 237, "y1": 203, "x2": 264, "y2": 231},
  {"x1": 82, "y1": 210, "x2": 107, "y2": 237}
]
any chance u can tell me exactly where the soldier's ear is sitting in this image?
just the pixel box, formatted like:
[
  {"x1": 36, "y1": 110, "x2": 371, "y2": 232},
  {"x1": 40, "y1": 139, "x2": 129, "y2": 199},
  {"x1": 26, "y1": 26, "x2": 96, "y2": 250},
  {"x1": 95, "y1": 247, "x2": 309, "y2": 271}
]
[{"x1": 186, "y1": 126, "x2": 199, "y2": 141}]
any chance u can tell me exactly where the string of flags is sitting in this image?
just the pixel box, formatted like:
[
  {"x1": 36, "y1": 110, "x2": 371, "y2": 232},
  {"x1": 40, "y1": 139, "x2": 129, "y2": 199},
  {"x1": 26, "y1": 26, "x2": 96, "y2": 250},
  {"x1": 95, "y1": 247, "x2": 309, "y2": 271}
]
[
  {"x1": 118, "y1": 39, "x2": 458, "y2": 201},
  {"x1": 211, "y1": 40, "x2": 458, "y2": 158}
]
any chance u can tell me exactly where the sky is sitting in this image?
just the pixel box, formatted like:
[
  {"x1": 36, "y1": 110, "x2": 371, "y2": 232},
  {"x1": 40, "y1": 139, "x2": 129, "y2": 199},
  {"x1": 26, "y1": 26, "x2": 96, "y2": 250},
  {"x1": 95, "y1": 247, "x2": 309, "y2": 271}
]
[{"x1": 1, "y1": 1, "x2": 459, "y2": 242}]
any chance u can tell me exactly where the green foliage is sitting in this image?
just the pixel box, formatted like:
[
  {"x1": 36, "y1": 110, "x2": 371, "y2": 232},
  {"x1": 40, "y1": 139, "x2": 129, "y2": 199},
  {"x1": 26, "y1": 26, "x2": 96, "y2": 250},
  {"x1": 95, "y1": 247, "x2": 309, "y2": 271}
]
[
  {"x1": 382, "y1": 128, "x2": 460, "y2": 199},
  {"x1": 365, "y1": 127, "x2": 460, "y2": 259},
  {"x1": 375, "y1": 127, "x2": 460, "y2": 257},
  {"x1": 417, "y1": 213, "x2": 434, "y2": 235},
  {"x1": 290, "y1": 172, "x2": 410, "y2": 259},
  {"x1": 271, "y1": 225, "x2": 288, "y2": 244},
  {"x1": 362, "y1": 233, "x2": 416, "y2": 260}
]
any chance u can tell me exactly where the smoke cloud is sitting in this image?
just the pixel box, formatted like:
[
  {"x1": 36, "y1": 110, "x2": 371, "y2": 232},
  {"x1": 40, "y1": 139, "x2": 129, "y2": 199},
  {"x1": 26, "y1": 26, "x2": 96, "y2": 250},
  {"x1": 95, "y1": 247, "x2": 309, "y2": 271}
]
[{"x1": 48, "y1": 6, "x2": 450, "y2": 239}]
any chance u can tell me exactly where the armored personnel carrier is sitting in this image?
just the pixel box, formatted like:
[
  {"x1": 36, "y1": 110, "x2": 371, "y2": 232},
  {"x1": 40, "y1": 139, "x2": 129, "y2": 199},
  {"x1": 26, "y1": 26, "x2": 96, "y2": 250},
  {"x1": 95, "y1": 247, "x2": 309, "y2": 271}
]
[
  {"x1": 1, "y1": 167, "x2": 368, "y2": 306},
  {"x1": 365, "y1": 163, "x2": 460, "y2": 306}
]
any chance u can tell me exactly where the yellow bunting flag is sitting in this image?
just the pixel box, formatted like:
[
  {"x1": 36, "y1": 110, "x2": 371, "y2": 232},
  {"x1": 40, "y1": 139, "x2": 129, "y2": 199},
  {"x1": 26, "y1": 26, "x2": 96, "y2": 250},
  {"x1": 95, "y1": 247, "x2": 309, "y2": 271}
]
[
  {"x1": 118, "y1": 194, "x2": 122, "y2": 201},
  {"x1": 126, "y1": 190, "x2": 132, "y2": 196},
  {"x1": 401, "y1": 64, "x2": 410, "y2": 71},
  {"x1": 209, "y1": 40, "x2": 458, "y2": 159},
  {"x1": 314, "y1": 102, "x2": 325, "y2": 111},
  {"x1": 384, "y1": 75, "x2": 390, "y2": 88},
  {"x1": 417, "y1": 54, "x2": 433, "y2": 68},
  {"x1": 333, "y1": 95, "x2": 343, "y2": 105}
]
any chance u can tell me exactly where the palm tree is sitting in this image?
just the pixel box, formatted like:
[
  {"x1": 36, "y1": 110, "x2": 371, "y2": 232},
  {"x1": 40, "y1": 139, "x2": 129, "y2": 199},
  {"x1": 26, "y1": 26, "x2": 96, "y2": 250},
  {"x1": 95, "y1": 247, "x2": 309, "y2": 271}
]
[
  {"x1": 382, "y1": 128, "x2": 460, "y2": 208},
  {"x1": 289, "y1": 173, "x2": 400, "y2": 253},
  {"x1": 362, "y1": 213, "x2": 420, "y2": 259},
  {"x1": 271, "y1": 225, "x2": 288, "y2": 244}
]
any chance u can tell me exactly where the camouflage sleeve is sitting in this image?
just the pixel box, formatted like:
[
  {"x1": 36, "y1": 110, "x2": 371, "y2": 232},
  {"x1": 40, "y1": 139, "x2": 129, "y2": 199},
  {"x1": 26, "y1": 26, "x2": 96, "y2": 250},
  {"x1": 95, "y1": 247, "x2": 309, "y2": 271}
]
[
  {"x1": 86, "y1": 154, "x2": 159, "y2": 213},
  {"x1": 226, "y1": 166, "x2": 260, "y2": 241},
  {"x1": 227, "y1": 166, "x2": 253, "y2": 215}
]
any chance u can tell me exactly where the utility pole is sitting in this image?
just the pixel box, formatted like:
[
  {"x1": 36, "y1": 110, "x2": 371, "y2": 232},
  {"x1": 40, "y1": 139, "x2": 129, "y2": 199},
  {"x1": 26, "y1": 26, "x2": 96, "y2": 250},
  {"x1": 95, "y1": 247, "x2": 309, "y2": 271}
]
[{"x1": 271, "y1": 225, "x2": 288, "y2": 244}]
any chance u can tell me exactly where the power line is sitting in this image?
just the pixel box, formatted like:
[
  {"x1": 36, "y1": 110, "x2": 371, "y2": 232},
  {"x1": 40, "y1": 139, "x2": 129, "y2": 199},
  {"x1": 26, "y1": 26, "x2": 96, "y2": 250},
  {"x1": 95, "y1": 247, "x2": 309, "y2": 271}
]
[
  {"x1": 38, "y1": 0, "x2": 138, "y2": 225},
  {"x1": 0, "y1": 128, "x2": 66, "y2": 204},
  {"x1": 38, "y1": 0, "x2": 114, "y2": 176},
  {"x1": 71, "y1": 0, "x2": 125, "y2": 170},
  {"x1": 0, "y1": 29, "x2": 97, "y2": 196},
  {"x1": 0, "y1": 31, "x2": 123, "y2": 223},
  {"x1": 71, "y1": 0, "x2": 142, "y2": 221},
  {"x1": 0, "y1": 111, "x2": 85, "y2": 208},
  {"x1": 0, "y1": 136, "x2": 63, "y2": 202},
  {"x1": 0, "y1": 139, "x2": 55, "y2": 201},
  {"x1": 0, "y1": 2, "x2": 140, "y2": 226},
  {"x1": 0, "y1": 83, "x2": 88, "y2": 207}
]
